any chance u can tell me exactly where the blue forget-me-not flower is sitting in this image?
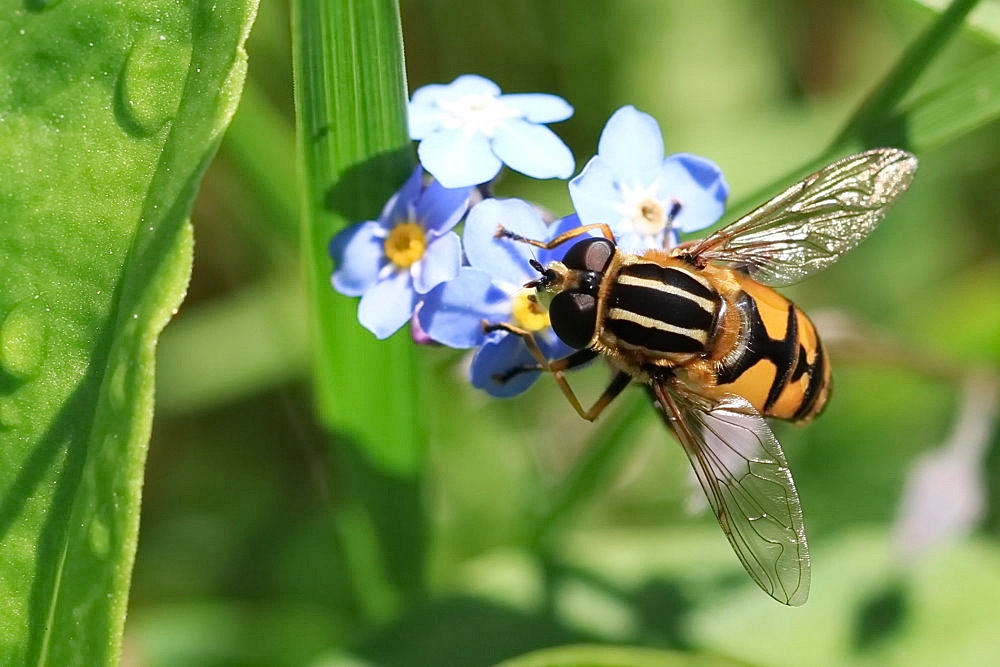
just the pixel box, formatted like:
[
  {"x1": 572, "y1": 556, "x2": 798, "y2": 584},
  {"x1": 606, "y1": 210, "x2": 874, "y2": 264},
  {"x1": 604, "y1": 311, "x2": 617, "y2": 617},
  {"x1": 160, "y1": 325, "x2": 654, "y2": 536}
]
[
  {"x1": 418, "y1": 197, "x2": 578, "y2": 397},
  {"x1": 569, "y1": 105, "x2": 729, "y2": 252},
  {"x1": 330, "y1": 165, "x2": 471, "y2": 339},
  {"x1": 408, "y1": 74, "x2": 575, "y2": 188},
  {"x1": 332, "y1": 81, "x2": 735, "y2": 400}
]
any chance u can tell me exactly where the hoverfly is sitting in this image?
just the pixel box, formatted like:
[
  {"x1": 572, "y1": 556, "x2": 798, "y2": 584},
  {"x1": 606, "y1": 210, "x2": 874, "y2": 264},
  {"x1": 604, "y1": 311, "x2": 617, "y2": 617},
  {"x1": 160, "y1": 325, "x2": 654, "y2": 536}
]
[{"x1": 492, "y1": 148, "x2": 918, "y2": 605}]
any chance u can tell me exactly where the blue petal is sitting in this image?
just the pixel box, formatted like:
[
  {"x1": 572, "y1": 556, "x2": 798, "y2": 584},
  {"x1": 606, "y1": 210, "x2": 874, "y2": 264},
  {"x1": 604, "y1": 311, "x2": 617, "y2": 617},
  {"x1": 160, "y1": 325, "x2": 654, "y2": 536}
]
[
  {"x1": 492, "y1": 119, "x2": 575, "y2": 180},
  {"x1": 464, "y1": 198, "x2": 545, "y2": 285},
  {"x1": 409, "y1": 74, "x2": 501, "y2": 107},
  {"x1": 418, "y1": 128, "x2": 503, "y2": 188},
  {"x1": 659, "y1": 153, "x2": 729, "y2": 234},
  {"x1": 569, "y1": 156, "x2": 627, "y2": 228},
  {"x1": 470, "y1": 331, "x2": 542, "y2": 398},
  {"x1": 412, "y1": 231, "x2": 461, "y2": 294},
  {"x1": 499, "y1": 93, "x2": 573, "y2": 123},
  {"x1": 331, "y1": 221, "x2": 385, "y2": 297},
  {"x1": 440, "y1": 74, "x2": 502, "y2": 98},
  {"x1": 418, "y1": 267, "x2": 508, "y2": 348},
  {"x1": 358, "y1": 271, "x2": 417, "y2": 339},
  {"x1": 408, "y1": 101, "x2": 448, "y2": 140},
  {"x1": 409, "y1": 82, "x2": 455, "y2": 107},
  {"x1": 415, "y1": 179, "x2": 471, "y2": 234},
  {"x1": 380, "y1": 165, "x2": 425, "y2": 226},
  {"x1": 596, "y1": 106, "x2": 664, "y2": 187}
]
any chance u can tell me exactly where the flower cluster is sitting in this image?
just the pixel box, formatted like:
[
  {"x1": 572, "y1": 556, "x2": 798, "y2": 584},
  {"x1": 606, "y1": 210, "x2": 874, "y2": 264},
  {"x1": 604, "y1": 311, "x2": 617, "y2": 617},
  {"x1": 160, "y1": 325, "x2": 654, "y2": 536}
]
[{"x1": 330, "y1": 74, "x2": 730, "y2": 397}]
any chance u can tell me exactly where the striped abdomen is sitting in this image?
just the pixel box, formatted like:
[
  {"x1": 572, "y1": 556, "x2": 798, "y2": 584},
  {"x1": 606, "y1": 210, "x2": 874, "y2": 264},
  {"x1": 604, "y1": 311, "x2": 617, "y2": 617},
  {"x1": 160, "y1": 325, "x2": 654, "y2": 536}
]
[
  {"x1": 602, "y1": 260, "x2": 722, "y2": 360},
  {"x1": 713, "y1": 275, "x2": 831, "y2": 422}
]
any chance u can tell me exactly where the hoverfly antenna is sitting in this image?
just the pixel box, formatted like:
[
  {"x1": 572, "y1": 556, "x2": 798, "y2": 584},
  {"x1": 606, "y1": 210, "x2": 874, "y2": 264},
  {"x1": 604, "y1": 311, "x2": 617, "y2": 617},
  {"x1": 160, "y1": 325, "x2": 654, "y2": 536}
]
[
  {"x1": 495, "y1": 225, "x2": 524, "y2": 241},
  {"x1": 666, "y1": 199, "x2": 682, "y2": 223},
  {"x1": 524, "y1": 259, "x2": 559, "y2": 290}
]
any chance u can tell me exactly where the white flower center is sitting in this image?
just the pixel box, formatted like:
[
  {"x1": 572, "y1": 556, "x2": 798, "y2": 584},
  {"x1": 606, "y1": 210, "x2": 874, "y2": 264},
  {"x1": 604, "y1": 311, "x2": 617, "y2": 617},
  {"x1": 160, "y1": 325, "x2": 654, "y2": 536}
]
[
  {"x1": 616, "y1": 180, "x2": 672, "y2": 237},
  {"x1": 436, "y1": 93, "x2": 522, "y2": 138}
]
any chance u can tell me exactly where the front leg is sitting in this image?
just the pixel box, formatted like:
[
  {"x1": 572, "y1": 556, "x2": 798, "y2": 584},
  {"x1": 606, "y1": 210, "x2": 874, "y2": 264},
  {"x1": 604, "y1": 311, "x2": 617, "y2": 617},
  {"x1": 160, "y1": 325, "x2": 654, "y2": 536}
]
[
  {"x1": 484, "y1": 322, "x2": 632, "y2": 422},
  {"x1": 495, "y1": 222, "x2": 615, "y2": 250}
]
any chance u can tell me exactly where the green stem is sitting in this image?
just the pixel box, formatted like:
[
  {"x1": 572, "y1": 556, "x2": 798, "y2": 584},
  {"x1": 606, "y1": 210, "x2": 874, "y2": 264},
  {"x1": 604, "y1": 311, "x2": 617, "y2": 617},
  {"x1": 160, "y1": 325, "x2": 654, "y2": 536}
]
[
  {"x1": 829, "y1": 0, "x2": 983, "y2": 150},
  {"x1": 726, "y1": 0, "x2": 982, "y2": 224},
  {"x1": 530, "y1": 390, "x2": 651, "y2": 550}
]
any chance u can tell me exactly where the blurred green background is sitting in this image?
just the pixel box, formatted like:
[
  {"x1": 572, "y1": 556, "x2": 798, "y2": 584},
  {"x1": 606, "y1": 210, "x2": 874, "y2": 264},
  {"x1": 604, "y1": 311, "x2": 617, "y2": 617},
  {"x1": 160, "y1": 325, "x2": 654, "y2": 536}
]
[{"x1": 129, "y1": 1, "x2": 1000, "y2": 665}]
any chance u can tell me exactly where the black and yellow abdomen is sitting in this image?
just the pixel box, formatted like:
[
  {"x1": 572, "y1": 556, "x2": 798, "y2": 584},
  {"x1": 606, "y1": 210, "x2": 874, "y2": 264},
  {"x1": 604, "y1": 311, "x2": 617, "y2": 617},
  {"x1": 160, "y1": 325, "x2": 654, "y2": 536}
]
[
  {"x1": 711, "y1": 273, "x2": 830, "y2": 422},
  {"x1": 583, "y1": 251, "x2": 829, "y2": 424}
]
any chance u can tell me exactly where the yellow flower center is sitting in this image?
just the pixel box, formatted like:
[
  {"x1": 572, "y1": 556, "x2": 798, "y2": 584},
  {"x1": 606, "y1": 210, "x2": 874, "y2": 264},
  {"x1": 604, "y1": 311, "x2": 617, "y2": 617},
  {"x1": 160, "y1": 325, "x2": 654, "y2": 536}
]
[
  {"x1": 618, "y1": 181, "x2": 672, "y2": 238},
  {"x1": 510, "y1": 288, "x2": 550, "y2": 332},
  {"x1": 384, "y1": 222, "x2": 427, "y2": 269},
  {"x1": 632, "y1": 197, "x2": 666, "y2": 236}
]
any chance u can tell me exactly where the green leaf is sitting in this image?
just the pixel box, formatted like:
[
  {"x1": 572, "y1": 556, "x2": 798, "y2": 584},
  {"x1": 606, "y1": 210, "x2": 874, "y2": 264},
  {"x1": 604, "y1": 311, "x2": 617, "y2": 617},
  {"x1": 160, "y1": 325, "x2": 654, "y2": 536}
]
[
  {"x1": 688, "y1": 532, "x2": 1000, "y2": 667},
  {"x1": 292, "y1": 0, "x2": 423, "y2": 475},
  {"x1": 830, "y1": 0, "x2": 982, "y2": 150},
  {"x1": 0, "y1": 1, "x2": 258, "y2": 664},
  {"x1": 898, "y1": 51, "x2": 1000, "y2": 150},
  {"x1": 912, "y1": 0, "x2": 1000, "y2": 44},
  {"x1": 497, "y1": 644, "x2": 751, "y2": 667}
]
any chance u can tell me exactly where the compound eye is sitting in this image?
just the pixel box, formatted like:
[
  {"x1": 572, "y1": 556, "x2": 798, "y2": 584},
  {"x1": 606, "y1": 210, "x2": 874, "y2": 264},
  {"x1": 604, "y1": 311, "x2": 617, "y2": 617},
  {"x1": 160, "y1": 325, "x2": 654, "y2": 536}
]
[
  {"x1": 561, "y1": 238, "x2": 615, "y2": 273},
  {"x1": 549, "y1": 291, "x2": 597, "y2": 349}
]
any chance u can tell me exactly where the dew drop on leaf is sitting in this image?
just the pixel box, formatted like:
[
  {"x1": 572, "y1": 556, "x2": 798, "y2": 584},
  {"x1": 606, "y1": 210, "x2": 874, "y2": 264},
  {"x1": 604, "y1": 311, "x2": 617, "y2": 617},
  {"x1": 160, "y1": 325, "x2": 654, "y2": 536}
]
[
  {"x1": 0, "y1": 400, "x2": 23, "y2": 431},
  {"x1": 25, "y1": 0, "x2": 62, "y2": 11},
  {"x1": 115, "y1": 31, "x2": 190, "y2": 136},
  {"x1": 88, "y1": 517, "x2": 111, "y2": 559},
  {"x1": 0, "y1": 300, "x2": 47, "y2": 381},
  {"x1": 107, "y1": 358, "x2": 129, "y2": 412}
]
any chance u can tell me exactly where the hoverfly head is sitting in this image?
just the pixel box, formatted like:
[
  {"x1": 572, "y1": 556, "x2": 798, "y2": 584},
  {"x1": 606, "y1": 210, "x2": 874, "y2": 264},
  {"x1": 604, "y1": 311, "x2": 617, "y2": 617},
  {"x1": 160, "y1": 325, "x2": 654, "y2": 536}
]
[
  {"x1": 524, "y1": 259, "x2": 565, "y2": 292},
  {"x1": 540, "y1": 236, "x2": 619, "y2": 349}
]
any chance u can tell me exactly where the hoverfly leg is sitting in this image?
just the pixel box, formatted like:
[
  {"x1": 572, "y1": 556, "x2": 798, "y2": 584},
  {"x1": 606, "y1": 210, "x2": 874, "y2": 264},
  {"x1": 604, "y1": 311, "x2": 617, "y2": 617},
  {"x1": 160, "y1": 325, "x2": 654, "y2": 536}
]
[
  {"x1": 579, "y1": 370, "x2": 632, "y2": 422},
  {"x1": 492, "y1": 360, "x2": 543, "y2": 384},
  {"x1": 483, "y1": 321, "x2": 609, "y2": 421},
  {"x1": 496, "y1": 222, "x2": 617, "y2": 249}
]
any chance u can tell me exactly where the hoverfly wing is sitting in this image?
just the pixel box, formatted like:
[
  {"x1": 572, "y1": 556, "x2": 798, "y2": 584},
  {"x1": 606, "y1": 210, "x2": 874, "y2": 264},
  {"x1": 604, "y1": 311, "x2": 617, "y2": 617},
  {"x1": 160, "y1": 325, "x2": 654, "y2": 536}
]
[
  {"x1": 685, "y1": 148, "x2": 917, "y2": 286},
  {"x1": 649, "y1": 381, "x2": 810, "y2": 605}
]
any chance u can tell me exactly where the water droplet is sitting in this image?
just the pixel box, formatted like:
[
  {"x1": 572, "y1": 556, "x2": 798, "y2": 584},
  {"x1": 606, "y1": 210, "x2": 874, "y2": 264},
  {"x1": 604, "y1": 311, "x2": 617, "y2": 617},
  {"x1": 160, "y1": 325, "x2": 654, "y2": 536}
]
[
  {"x1": 88, "y1": 518, "x2": 110, "y2": 558},
  {"x1": 0, "y1": 301, "x2": 46, "y2": 380},
  {"x1": 115, "y1": 31, "x2": 190, "y2": 136},
  {"x1": 26, "y1": 0, "x2": 62, "y2": 10},
  {"x1": 0, "y1": 399, "x2": 22, "y2": 431},
  {"x1": 107, "y1": 359, "x2": 129, "y2": 411}
]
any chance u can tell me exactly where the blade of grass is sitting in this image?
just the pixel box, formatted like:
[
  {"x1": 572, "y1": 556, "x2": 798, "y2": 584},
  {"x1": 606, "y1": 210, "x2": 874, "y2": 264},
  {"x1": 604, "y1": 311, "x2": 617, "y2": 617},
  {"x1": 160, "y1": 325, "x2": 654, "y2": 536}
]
[
  {"x1": 728, "y1": 0, "x2": 985, "y2": 219},
  {"x1": 830, "y1": 0, "x2": 983, "y2": 150},
  {"x1": 292, "y1": 0, "x2": 428, "y2": 626},
  {"x1": 292, "y1": 0, "x2": 423, "y2": 477},
  {"x1": 898, "y1": 50, "x2": 1000, "y2": 150}
]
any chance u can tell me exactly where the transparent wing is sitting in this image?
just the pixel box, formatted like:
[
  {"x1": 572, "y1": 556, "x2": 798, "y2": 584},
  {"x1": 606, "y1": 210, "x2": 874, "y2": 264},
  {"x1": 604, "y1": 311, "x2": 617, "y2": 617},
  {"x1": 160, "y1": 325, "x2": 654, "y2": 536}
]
[
  {"x1": 649, "y1": 381, "x2": 810, "y2": 605},
  {"x1": 684, "y1": 148, "x2": 917, "y2": 286}
]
